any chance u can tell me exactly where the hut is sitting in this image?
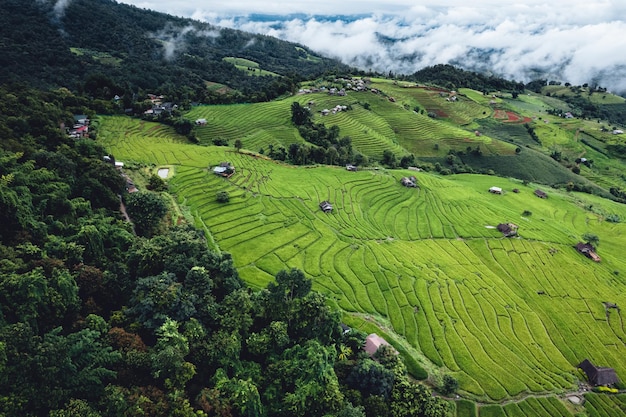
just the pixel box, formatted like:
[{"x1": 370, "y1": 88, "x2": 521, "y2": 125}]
[
  {"x1": 319, "y1": 201, "x2": 333, "y2": 213},
  {"x1": 213, "y1": 162, "x2": 235, "y2": 177},
  {"x1": 575, "y1": 242, "x2": 601, "y2": 262},
  {"x1": 497, "y1": 223, "x2": 518, "y2": 237},
  {"x1": 578, "y1": 359, "x2": 619, "y2": 386},
  {"x1": 364, "y1": 334, "x2": 397, "y2": 356},
  {"x1": 535, "y1": 189, "x2": 548, "y2": 198},
  {"x1": 401, "y1": 176, "x2": 418, "y2": 187},
  {"x1": 489, "y1": 186, "x2": 502, "y2": 194}
]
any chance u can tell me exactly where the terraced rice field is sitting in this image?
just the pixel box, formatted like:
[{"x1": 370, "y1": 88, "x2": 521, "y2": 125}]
[
  {"x1": 99, "y1": 115, "x2": 626, "y2": 404},
  {"x1": 583, "y1": 392, "x2": 626, "y2": 416},
  {"x1": 185, "y1": 83, "x2": 511, "y2": 160}
]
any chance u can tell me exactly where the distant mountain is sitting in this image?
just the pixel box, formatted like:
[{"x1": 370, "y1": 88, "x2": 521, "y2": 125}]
[{"x1": 0, "y1": 0, "x2": 350, "y2": 102}]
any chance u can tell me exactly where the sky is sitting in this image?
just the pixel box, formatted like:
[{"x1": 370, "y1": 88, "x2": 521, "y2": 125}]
[{"x1": 115, "y1": 0, "x2": 626, "y2": 93}]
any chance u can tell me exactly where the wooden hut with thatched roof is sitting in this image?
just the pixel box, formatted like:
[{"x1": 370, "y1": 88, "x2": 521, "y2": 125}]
[{"x1": 578, "y1": 359, "x2": 619, "y2": 386}]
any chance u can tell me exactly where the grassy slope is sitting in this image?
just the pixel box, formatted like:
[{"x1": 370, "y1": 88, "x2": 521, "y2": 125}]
[
  {"x1": 187, "y1": 79, "x2": 625, "y2": 196},
  {"x1": 99, "y1": 115, "x2": 626, "y2": 404}
]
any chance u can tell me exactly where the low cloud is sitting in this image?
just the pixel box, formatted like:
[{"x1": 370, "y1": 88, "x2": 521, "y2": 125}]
[
  {"x1": 196, "y1": 4, "x2": 626, "y2": 93},
  {"x1": 117, "y1": 1, "x2": 626, "y2": 93},
  {"x1": 52, "y1": 0, "x2": 73, "y2": 20},
  {"x1": 149, "y1": 24, "x2": 221, "y2": 61}
]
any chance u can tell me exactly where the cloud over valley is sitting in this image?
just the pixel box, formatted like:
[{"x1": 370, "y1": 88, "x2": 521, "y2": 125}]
[{"x1": 121, "y1": 1, "x2": 626, "y2": 93}]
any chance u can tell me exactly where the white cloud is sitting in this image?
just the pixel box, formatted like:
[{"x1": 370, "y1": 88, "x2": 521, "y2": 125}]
[{"x1": 118, "y1": 0, "x2": 626, "y2": 93}]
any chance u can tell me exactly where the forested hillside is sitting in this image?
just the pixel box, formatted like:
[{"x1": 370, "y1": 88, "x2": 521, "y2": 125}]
[{"x1": 0, "y1": 0, "x2": 349, "y2": 103}]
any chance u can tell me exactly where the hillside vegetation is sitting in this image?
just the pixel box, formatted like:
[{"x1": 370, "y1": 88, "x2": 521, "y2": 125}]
[
  {"x1": 4, "y1": 1, "x2": 626, "y2": 415},
  {"x1": 0, "y1": 0, "x2": 348, "y2": 103},
  {"x1": 100, "y1": 113, "x2": 626, "y2": 404}
]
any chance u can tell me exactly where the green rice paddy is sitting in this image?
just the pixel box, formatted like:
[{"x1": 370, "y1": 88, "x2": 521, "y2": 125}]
[{"x1": 99, "y1": 114, "x2": 626, "y2": 405}]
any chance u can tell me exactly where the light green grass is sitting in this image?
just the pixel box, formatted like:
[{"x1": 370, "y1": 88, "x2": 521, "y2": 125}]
[
  {"x1": 99, "y1": 113, "x2": 626, "y2": 403},
  {"x1": 223, "y1": 57, "x2": 280, "y2": 76}
]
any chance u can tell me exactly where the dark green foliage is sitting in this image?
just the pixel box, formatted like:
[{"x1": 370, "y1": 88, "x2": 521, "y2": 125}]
[
  {"x1": 129, "y1": 272, "x2": 198, "y2": 330},
  {"x1": 127, "y1": 226, "x2": 242, "y2": 297},
  {"x1": 348, "y1": 358, "x2": 396, "y2": 399},
  {"x1": 124, "y1": 191, "x2": 168, "y2": 236},
  {"x1": 390, "y1": 377, "x2": 449, "y2": 417},
  {"x1": 216, "y1": 190, "x2": 230, "y2": 203},
  {"x1": 147, "y1": 174, "x2": 168, "y2": 191},
  {"x1": 411, "y1": 64, "x2": 524, "y2": 93},
  {"x1": 582, "y1": 232, "x2": 600, "y2": 246},
  {"x1": 0, "y1": 0, "x2": 349, "y2": 104},
  {"x1": 172, "y1": 118, "x2": 194, "y2": 136},
  {"x1": 267, "y1": 268, "x2": 312, "y2": 303},
  {"x1": 337, "y1": 402, "x2": 366, "y2": 417},
  {"x1": 212, "y1": 137, "x2": 229, "y2": 146},
  {"x1": 439, "y1": 375, "x2": 459, "y2": 395},
  {"x1": 0, "y1": 323, "x2": 120, "y2": 415},
  {"x1": 382, "y1": 150, "x2": 398, "y2": 168},
  {"x1": 291, "y1": 101, "x2": 312, "y2": 126},
  {"x1": 263, "y1": 340, "x2": 343, "y2": 417},
  {"x1": 400, "y1": 154, "x2": 415, "y2": 168},
  {"x1": 0, "y1": 268, "x2": 79, "y2": 332}
]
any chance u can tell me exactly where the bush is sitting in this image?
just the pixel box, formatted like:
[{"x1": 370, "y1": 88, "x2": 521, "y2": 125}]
[
  {"x1": 147, "y1": 174, "x2": 167, "y2": 192},
  {"x1": 216, "y1": 191, "x2": 230, "y2": 203},
  {"x1": 439, "y1": 375, "x2": 459, "y2": 395}
]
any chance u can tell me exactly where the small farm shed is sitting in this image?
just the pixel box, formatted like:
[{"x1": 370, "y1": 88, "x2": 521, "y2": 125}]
[
  {"x1": 401, "y1": 176, "x2": 418, "y2": 187},
  {"x1": 213, "y1": 162, "x2": 235, "y2": 177},
  {"x1": 319, "y1": 201, "x2": 333, "y2": 213},
  {"x1": 575, "y1": 242, "x2": 601, "y2": 262},
  {"x1": 578, "y1": 359, "x2": 619, "y2": 386},
  {"x1": 535, "y1": 189, "x2": 548, "y2": 198},
  {"x1": 497, "y1": 223, "x2": 518, "y2": 237},
  {"x1": 489, "y1": 186, "x2": 502, "y2": 194},
  {"x1": 346, "y1": 164, "x2": 357, "y2": 171},
  {"x1": 364, "y1": 334, "x2": 397, "y2": 356}
]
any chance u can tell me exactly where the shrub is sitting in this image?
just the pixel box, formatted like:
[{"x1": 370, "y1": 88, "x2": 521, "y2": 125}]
[
  {"x1": 212, "y1": 137, "x2": 228, "y2": 146},
  {"x1": 216, "y1": 191, "x2": 230, "y2": 203},
  {"x1": 147, "y1": 174, "x2": 167, "y2": 192},
  {"x1": 439, "y1": 375, "x2": 459, "y2": 395},
  {"x1": 522, "y1": 210, "x2": 532, "y2": 217}
]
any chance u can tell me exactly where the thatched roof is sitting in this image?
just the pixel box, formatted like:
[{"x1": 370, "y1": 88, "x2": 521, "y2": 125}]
[
  {"x1": 497, "y1": 223, "x2": 518, "y2": 237},
  {"x1": 578, "y1": 359, "x2": 619, "y2": 386},
  {"x1": 575, "y1": 242, "x2": 601, "y2": 262}
]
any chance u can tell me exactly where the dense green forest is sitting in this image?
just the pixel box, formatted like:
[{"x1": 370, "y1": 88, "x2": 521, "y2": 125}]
[{"x1": 0, "y1": 0, "x2": 349, "y2": 104}]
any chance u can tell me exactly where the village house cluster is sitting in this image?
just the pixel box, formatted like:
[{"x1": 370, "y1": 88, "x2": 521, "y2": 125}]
[
  {"x1": 67, "y1": 115, "x2": 89, "y2": 139},
  {"x1": 143, "y1": 93, "x2": 178, "y2": 116},
  {"x1": 321, "y1": 105, "x2": 348, "y2": 116}
]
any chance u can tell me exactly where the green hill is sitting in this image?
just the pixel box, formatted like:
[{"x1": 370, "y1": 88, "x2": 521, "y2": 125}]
[
  {"x1": 100, "y1": 114, "x2": 626, "y2": 403},
  {"x1": 0, "y1": 0, "x2": 348, "y2": 103}
]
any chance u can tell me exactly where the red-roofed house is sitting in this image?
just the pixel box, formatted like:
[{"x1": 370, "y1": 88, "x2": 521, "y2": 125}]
[{"x1": 364, "y1": 333, "x2": 397, "y2": 356}]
